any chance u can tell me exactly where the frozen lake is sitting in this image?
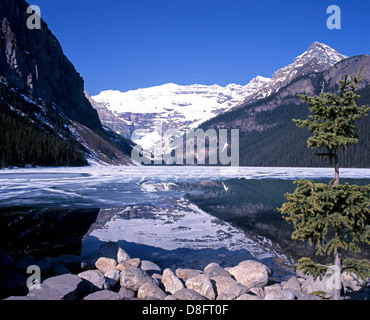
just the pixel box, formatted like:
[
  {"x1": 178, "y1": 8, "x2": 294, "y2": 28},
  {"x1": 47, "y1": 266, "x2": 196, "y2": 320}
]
[
  {"x1": 1, "y1": 166, "x2": 369, "y2": 208},
  {"x1": 0, "y1": 166, "x2": 369, "y2": 277}
]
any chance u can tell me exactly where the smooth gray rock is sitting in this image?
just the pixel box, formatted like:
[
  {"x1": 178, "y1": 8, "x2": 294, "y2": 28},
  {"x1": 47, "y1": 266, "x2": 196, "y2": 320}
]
[
  {"x1": 141, "y1": 260, "x2": 162, "y2": 273},
  {"x1": 137, "y1": 282, "x2": 167, "y2": 300},
  {"x1": 83, "y1": 290, "x2": 123, "y2": 300},
  {"x1": 223, "y1": 283, "x2": 249, "y2": 297},
  {"x1": 161, "y1": 268, "x2": 185, "y2": 295},
  {"x1": 175, "y1": 268, "x2": 203, "y2": 280},
  {"x1": 120, "y1": 267, "x2": 156, "y2": 291},
  {"x1": 204, "y1": 263, "x2": 230, "y2": 279},
  {"x1": 28, "y1": 274, "x2": 94, "y2": 300},
  {"x1": 185, "y1": 274, "x2": 216, "y2": 300},
  {"x1": 216, "y1": 293, "x2": 236, "y2": 300},
  {"x1": 78, "y1": 270, "x2": 107, "y2": 290},
  {"x1": 263, "y1": 284, "x2": 297, "y2": 300},
  {"x1": 173, "y1": 288, "x2": 207, "y2": 300},
  {"x1": 237, "y1": 294, "x2": 262, "y2": 300},
  {"x1": 212, "y1": 275, "x2": 238, "y2": 296},
  {"x1": 283, "y1": 276, "x2": 302, "y2": 292},
  {"x1": 118, "y1": 287, "x2": 135, "y2": 300},
  {"x1": 227, "y1": 260, "x2": 271, "y2": 289}
]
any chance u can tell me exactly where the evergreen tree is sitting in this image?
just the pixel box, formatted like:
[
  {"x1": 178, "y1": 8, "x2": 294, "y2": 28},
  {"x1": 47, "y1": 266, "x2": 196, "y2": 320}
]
[
  {"x1": 295, "y1": 67, "x2": 369, "y2": 184},
  {"x1": 278, "y1": 69, "x2": 370, "y2": 300}
]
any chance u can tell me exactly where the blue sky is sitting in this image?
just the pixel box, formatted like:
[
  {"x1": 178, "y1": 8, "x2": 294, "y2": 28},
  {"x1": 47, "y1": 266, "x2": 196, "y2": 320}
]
[{"x1": 30, "y1": 0, "x2": 370, "y2": 95}]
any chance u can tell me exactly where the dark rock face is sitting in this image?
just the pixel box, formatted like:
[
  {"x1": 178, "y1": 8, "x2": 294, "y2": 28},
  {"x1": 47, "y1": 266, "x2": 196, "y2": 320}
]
[{"x1": 0, "y1": 0, "x2": 102, "y2": 131}]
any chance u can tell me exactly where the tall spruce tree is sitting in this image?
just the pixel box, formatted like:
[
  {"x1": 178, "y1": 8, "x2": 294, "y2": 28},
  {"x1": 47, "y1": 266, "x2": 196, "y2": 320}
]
[{"x1": 278, "y1": 68, "x2": 370, "y2": 300}]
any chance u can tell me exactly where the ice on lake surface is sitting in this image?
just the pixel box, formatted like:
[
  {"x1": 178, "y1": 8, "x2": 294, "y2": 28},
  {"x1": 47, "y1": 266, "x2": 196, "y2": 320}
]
[
  {"x1": 1, "y1": 166, "x2": 369, "y2": 208},
  {"x1": 0, "y1": 166, "x2": 369, "y2": 274}
]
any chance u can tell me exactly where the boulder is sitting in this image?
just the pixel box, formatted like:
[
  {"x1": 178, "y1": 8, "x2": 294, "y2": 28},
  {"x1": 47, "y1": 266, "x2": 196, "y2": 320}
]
[
  {"x1": 263, "y1": 284, "x2": 296, "y2": 300},
  {"x1": 264, "y1": 283, "x2": 282, "y2": 295},
  {"x1": 83, "y1": 290, "x2": 123, "y2": 300},
  {"x1": 223, "y1": 283, "x2": 249, "y2": 297},
  {"x1": 95, "y1": 257, "x2": 117, "y2": 274},
  {"x1": 204, "y1": 263, "x2": 230, "y2": 279},
  {"x1": 216, "y1": 293, "x2": 236, "y2": 300},
  {"x1": 117, "y1": 248, "x2": 131, "y2": 264},
  {"x1": 161, "y1": 268, "x2": 185, "y2": 294},
  {"x1": 237, "y1": 293, "x2": 262, "y2": 300},
  {"x1": 301, "y1": 274, "x2": 337, "y2": 298},
  {"x1": 28, "y1": 274, "x2": 94, "y2": 300},
  {"x1": 173, "y1": 288, "x2": 207, "y2": 300},
  {"x1": 282, "y1": 276, "x2": 302, "y2": 292},
  {"x1": 341, "y1": 271, "x2": 366, "y2": 294},
  {"x1": 141, "y1": 260, "x2": 162, "y2": 273},
  {"x1": 104, "y1": 268, "x2": 121, "y2": 288},
  {"x1": 120, "y1": 267, "x2": 156, "y2": 291},
  {"x1": 118, "y1": 287, "x2": 135, "y2": 300},
  {"x1": 212, "y1": 275, "x2": 238, "y2": 296},
  {"x1": 175, "y1": 268, "x2": 203, "y2": 280},
  {"x1": 5, "y1": 295, "x2": 45, "y2": 300},
  {"x1": 78, "y1": 270, "x2": 108, "y2": 290},
  {"x1": 249, "y1": 287, "x2": 264, "y2": 298},
  {"x1": 227, "y1": 260, "x2": 271, "y2": 288},
  {"x1": 116, "y1": 258, "x2": 141, "y2": 270},
  {"x1": 185, "y1": 274, "x2": 216, "y2": 300},
  {"x1": 137, "y1": 282, "x2": 167, "y2": 300}
]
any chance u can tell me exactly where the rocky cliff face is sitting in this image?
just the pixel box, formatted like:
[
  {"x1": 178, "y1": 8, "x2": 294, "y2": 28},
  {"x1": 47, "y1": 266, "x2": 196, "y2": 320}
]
[
  {"x1": 0, "y1": 0, "x2": 136, "y2": 166},
  {"x1": 85, "y1": 91, "x2": 133, "y2": 140},
  {"x1": 0, "y1": 0, "x2": 102, "y2": 131}
]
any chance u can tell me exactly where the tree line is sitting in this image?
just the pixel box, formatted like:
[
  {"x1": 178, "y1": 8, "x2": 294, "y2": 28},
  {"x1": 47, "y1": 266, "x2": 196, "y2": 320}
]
[{"x1": 0, "y1": 84, "x2": 87, "y2": 168}]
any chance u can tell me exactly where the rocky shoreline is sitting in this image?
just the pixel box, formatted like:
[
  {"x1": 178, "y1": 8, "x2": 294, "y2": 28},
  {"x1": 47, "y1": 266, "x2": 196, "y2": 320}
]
[{"x1": 2, "y1": 242, "x2": 369, "y2": 300}]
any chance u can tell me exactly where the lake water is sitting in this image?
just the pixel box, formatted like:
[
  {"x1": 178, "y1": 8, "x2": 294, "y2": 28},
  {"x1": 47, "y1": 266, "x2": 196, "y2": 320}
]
[{"x1": 1, "y1": 166, "x2": 369, "y2": 293}]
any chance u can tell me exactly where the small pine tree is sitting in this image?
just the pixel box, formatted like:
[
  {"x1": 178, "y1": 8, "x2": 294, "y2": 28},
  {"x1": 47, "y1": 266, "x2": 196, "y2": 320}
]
[{"x1": 278, "y1": 69, "x2": 370, "y2": 300}]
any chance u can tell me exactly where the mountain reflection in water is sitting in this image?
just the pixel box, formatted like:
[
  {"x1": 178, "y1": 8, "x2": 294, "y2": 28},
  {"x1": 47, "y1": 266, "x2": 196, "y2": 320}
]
[
  {"x1": 0, "y1": 177, "x2": 369, "y2": 283},
  {"x1": 181, "y1": 178, "x2": 370, "y2": 265}
]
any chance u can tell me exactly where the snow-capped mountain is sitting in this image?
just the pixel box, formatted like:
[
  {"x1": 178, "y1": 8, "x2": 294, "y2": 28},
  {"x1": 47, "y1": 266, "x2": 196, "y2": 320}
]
[
  {"x1": 91, "y1": 42, "x2": 347, "y2": 153},
  {"x1": 92, "y1": 76, "x2": 270, "y2": 150},
  {"x1": 245, "y1": 42, "x2": 348, "y2": 103}
]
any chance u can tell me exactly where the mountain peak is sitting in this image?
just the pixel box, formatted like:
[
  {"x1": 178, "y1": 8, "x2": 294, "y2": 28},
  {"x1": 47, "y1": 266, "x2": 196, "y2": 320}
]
[
  {"x1": 240, "y1": 42, "x2": 348, "y2": 104},
  {"x1": 270, "y1": 42, "x2": 347, "y2": 83},
  {"x1": 294, "y1": 42, "x2": 348, "y2": 67}
]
